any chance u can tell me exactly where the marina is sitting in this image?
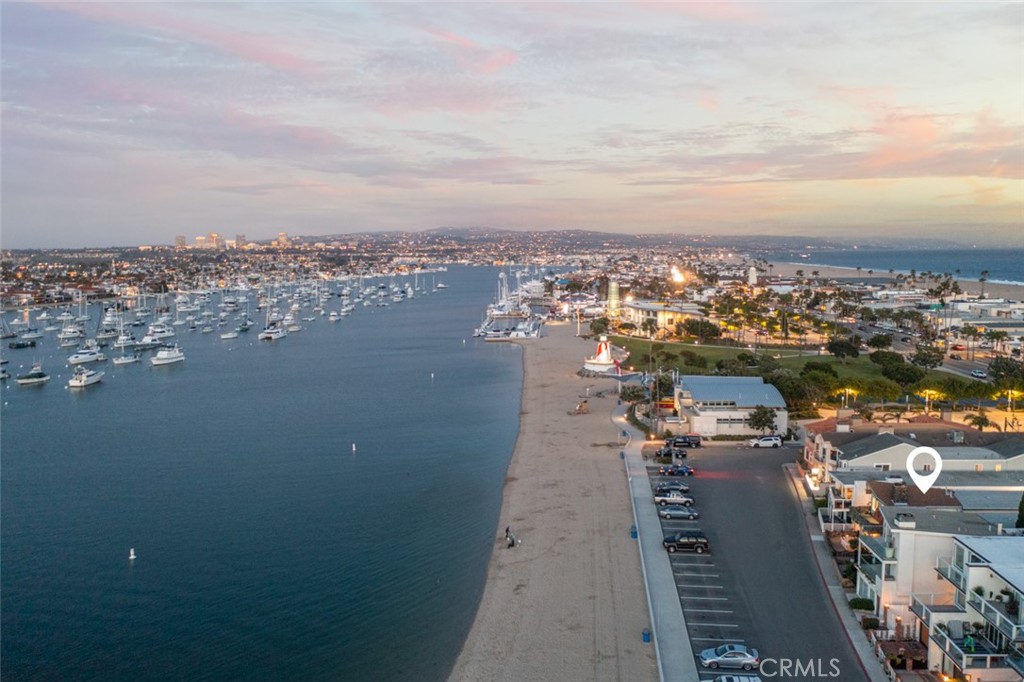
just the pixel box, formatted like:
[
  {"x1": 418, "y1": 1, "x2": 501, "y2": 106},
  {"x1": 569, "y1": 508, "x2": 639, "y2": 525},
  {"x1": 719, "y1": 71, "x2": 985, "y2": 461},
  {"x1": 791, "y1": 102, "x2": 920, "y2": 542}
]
[{"x1": 0, "y1": 265, "x2": 524, "y2": 682}]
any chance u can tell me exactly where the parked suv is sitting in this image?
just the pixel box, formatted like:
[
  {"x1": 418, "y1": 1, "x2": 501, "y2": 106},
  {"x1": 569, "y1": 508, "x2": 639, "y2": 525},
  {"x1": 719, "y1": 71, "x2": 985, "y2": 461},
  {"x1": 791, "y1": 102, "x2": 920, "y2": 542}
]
[
  {"x1": 669, "y1": 434, "x2": 702, "y2": 448},
  {"x1": 654, "y1": 481, "x2": 690, "y2": 494},
  {"x1": 662, "y1": 531, "x2": 709, "y2": 554},
  {"x1": 748, "y1": 435, "x2": 783, "y2": 448},
  {"x1": 655, "y1": 446, "x2": 688, "y2": 459}
]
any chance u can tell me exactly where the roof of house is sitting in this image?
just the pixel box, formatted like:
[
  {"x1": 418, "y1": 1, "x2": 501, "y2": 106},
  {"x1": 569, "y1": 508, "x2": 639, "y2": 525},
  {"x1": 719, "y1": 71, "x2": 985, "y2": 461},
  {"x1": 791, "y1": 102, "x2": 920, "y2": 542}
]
[
  {"x1": 954, "y1": 535, "x2": 1024, "y2": 590},
  {"x1": 880, "y1": 508, "x2": 1001, "y2": 536},
  {"x1": 679, "y1": 375, "x2": 786, "y2": 409},
  {"x1": 988, "y1": 437, "x2": 1024, "y2": 459},
  {"x1": 868, "y1": 481, "x2": 961, "y2": 508},
  {"x1": 830, "y1": 468, "x2": 1024, "y2": 489},
  {"x1": 836, "y1": 433, "x2": 910, "y2": 461},
  {"x1": 954, "y1": 490, "x2": 1024, "y2": 512}
]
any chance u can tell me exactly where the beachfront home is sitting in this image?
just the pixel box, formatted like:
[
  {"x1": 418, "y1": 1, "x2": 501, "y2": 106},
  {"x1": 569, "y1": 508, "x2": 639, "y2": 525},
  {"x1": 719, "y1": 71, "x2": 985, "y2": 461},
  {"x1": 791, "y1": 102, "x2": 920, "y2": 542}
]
[
  {"x1": 618, "y1": 299, "x2": 703, "y2": 336},
  {"x1": 673, "y1": 375, "x2": 788, "y2": 438},
  {"x1": 909, "y1": 535, "x2": 1024, "y2": 682}
]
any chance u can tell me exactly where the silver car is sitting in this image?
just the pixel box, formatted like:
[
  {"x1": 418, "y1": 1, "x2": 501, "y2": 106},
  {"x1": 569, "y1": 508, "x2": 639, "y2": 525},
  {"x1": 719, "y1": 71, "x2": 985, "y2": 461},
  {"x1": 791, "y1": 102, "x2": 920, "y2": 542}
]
[
  {"x1": 699, "y1": 644, "x2": 760, "y2": 670},
  {"x1": 658, "y1": 505, "x2": 699, "y2": 520}
]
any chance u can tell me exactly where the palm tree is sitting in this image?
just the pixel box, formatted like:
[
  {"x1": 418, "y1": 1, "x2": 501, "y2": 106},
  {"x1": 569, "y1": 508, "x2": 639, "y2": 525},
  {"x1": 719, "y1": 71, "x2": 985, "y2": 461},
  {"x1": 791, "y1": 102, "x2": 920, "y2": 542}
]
[
  {"x1": 965, "y1": 411, "x2": 999, "y2": 432},
  {"x1": 979, "y1": 270, "x2": 990, "y2": 299}
]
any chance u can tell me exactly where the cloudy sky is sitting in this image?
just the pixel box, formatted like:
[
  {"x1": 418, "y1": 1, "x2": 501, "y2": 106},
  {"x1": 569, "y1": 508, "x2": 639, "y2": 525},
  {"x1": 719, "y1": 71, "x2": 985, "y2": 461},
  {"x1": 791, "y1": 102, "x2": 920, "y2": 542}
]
[{"x1": 2, "y1": 1, "x2": 1022, "y2": 248}]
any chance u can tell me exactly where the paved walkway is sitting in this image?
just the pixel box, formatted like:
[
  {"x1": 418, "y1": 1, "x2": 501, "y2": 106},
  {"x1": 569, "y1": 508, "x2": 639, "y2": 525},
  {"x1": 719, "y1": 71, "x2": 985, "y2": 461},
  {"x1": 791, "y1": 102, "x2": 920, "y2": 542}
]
[
  {"x1": 782, "y1": 463, "x2": 890, "y2": 682},
  {"x1": 612, "y1": 403, "x2": 699, "y2": 682}
]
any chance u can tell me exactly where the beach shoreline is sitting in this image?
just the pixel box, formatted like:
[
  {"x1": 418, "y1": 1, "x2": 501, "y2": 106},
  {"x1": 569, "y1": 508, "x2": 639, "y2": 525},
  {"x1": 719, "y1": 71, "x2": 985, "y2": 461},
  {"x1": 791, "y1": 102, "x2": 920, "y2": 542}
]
[
  {"x1": 767, "y1": 261, "x2": 1024, "y2": 301},
  {"x1": 447, "y1": 322, "x2": 657, "y2": 682}
]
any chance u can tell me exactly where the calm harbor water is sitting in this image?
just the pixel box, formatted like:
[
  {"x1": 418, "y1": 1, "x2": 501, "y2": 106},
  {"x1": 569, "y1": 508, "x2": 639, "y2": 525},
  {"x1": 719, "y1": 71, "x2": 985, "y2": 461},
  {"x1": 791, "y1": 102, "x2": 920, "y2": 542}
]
[{"x1": 1, "y1": 265, "x2": 524, "y2": 681}]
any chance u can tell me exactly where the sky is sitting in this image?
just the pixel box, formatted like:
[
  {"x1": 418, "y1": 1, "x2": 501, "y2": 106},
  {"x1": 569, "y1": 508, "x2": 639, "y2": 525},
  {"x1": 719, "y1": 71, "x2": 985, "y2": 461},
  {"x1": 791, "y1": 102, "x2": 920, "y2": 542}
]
[{"x1": 1, "y1": 1, "x2": 1022, "y2": 249}]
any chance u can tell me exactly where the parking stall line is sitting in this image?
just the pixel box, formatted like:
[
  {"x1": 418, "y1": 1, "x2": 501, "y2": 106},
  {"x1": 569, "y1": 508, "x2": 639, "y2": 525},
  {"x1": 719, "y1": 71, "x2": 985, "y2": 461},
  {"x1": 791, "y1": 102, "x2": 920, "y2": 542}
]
[
  {"x1": 673, "y1": 572, "x2": 720, "y2": 578},
  {"x1": 690, "y1": 636, "x2": 745, "y2": 643},
  {"x1": 680, "y1": 596, "x2": 729, "y2": 601},
  {"x1": 677, "y1": 584, "x2": 724, "y2": 590},
  {"x1": 689, "y1": 622, "x2": 740, "y2": 628},
  {"x1": 684, "y1": 608, "x2": 734, "y2": 614}
]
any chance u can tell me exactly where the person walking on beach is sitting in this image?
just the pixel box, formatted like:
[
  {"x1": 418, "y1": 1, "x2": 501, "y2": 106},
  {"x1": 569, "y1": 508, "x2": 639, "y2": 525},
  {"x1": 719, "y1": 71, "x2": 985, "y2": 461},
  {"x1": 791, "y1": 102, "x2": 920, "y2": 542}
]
[
  {"x1": 505, "y1": 526, "x2": 510, "y2": 540},
  {"x1": 507, "y1": 532, "x2": 516, "y2": 549}
]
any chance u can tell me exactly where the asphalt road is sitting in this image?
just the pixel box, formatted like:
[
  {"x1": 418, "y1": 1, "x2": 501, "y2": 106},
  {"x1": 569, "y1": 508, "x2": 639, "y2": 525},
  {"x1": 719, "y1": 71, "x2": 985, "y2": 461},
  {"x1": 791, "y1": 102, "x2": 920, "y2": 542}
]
[{"x1": 649, "y1": 444, "x2": 868, "y2": 681}]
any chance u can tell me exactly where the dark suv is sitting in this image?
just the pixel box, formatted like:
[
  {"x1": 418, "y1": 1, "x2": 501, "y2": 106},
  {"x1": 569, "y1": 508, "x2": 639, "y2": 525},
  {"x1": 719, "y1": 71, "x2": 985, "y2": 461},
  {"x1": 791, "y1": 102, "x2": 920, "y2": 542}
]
[
  {"x1": 672, "y1": 434, "x2": 702, "y2": 448},
  {"x1": 663, "y1": 531, "x2": 710, "y2": 554}
]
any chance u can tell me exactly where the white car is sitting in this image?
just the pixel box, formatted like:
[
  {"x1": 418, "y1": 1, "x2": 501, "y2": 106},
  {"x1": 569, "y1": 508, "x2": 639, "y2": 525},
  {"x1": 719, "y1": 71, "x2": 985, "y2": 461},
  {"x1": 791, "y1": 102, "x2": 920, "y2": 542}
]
[
  {"x1": 748, "y1": 435, "x2": 782, "y2": 448},
  {"x1": 970, "y1": 369, "x2": 988, "y2": 379},
  {"x1": 701, "y1": 676, "x2": 763, "y2": 682}
]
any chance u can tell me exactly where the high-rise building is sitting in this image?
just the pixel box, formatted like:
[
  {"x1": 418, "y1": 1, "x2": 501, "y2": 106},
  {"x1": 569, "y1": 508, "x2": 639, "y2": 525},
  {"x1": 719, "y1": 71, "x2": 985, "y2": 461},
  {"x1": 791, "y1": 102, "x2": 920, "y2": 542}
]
[
  {"x1": 195, "y1": 236, "x2": 207, "y2": 248},
  {"x1": 277, "y1": 232, "x2": 290, "y2": 247},
  {"x1": 207, "y1": 232, "x2": 222, "y2": 249},
  {"x1": 174, "y1": 235, "x2": 187, "y2": 249},
  {"x1": 608, "y1": 279, "x2": 620, "y2": 319},
  {"x1": 235, "y1": 234, "x2": 247, "y2": 249}
]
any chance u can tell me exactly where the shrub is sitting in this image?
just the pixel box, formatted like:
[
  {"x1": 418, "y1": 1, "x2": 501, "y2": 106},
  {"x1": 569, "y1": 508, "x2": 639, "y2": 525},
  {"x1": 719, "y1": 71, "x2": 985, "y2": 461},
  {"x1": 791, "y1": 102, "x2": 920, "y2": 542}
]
[
  {"x1": 849, "y1": 597, "x2": 874, "y2": 611},
  {"x1": 861, "y1": 617, "x2": 880, "y2": 630}
]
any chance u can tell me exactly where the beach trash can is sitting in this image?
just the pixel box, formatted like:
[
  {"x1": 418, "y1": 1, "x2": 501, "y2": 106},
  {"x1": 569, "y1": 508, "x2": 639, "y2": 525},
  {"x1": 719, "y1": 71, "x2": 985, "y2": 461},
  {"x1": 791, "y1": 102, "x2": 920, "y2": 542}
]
[
  {"x1": 619, "y1": 450, "x2": 625, "y2": 459},
  {"x1": 642, "y1": 629, "x2": 651, "y2": 643},
  {"x1": 630, "y1": 524, "x2": 637, "y2": 539}
]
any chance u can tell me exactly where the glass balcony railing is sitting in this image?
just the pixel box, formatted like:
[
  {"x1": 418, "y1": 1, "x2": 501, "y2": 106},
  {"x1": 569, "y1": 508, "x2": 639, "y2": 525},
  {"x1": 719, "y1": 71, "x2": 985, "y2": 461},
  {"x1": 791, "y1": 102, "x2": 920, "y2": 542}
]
[
  {"x1": 930, "y1": 626, "x2": 1008, "y2": 670},
  {"x1": 911, "y1": 593, "x2": 963, "y2": 623},
  {"x1": 1008, "y1": 649, "x2": 1024, "y2": 676},
  {"x1": 936, "y1": 556, "x2": 967, "y2": 593},
  {"x1": 967, "y1": 592, "x2": 1024, "y2": 643}
]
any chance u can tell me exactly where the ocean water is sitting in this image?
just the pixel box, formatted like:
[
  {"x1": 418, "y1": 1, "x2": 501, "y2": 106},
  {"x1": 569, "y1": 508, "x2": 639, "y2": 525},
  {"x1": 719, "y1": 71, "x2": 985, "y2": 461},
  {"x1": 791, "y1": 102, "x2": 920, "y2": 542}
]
[
  {"x1": 1, "y1": 266, "x2": 524, "y2": 681},
  {"x1": 763, "y1": 248, "x2": 1024, "y2": 286}
]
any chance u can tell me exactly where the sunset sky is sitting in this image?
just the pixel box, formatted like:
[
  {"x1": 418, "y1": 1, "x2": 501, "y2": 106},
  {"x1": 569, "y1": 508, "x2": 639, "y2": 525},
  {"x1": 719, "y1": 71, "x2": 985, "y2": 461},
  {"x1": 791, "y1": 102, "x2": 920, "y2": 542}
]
[{"x1": 2, "y1": 1, "x2": 1022, "y2": 248}]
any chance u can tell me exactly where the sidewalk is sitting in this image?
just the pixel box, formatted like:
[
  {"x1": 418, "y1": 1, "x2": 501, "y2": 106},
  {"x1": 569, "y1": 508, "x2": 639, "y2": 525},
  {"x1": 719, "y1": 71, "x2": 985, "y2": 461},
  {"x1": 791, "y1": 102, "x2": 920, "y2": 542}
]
[
  {"x1": 782, "y1": 463, "x2": 890, "y2": 682},
  {"x1": 613, "y1": 403, "x2": 699, "y2": 682}
]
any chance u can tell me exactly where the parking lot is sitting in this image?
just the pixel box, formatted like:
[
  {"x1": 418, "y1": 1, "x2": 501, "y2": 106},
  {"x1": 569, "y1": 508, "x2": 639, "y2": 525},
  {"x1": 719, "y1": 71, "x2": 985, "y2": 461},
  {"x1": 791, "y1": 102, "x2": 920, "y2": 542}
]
[{"x1": 644, "y1": 441, "x2": 866, "y2": 679}]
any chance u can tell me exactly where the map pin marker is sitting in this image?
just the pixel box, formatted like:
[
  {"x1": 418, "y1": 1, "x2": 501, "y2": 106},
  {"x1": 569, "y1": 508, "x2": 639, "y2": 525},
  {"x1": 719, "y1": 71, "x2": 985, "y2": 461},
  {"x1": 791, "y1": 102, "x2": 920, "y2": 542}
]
[{"x1": 906, "y1": 446, "x2": 943, "y2": 494}]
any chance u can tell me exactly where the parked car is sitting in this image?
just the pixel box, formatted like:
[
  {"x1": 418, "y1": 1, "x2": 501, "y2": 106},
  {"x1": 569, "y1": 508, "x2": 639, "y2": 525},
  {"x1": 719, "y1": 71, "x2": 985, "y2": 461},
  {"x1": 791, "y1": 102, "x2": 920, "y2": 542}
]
[
  {"x1": 701, "y1": 676, "x2": 763, "y2": 682},
  {"x1": 670, "y1": 434, "x2": 702, "y2": 448},
  {"x1": 699, "y1": 644, "x2": 760, "y2": 670},
  {"x1": 662, "y1": 531, "x2": 709, "y2": 554},
  {"x1": 655, "y1": 481, "x2": 690, "y2": 494},
  {"x1": 653, "y1": 490, "x2": 694, "y2": 506},
  {"x1": 971, "y1": 369, "x2": 988, "y2": 379},
  {"x1": 748, "y1": 435, "x2": 782, "y2": 448},
  {"x1": 658, "y1": 464, "x2": 695, "y2": 476},
  {"x1": 949, "y1": 353, "x2": 962, "y2": 360},
  {"x1": 658, "y1": 504, "x2": 699, "y2": 520},
  {"x1": 656, "y1": 446, "x2": 688, "y2": 458}
]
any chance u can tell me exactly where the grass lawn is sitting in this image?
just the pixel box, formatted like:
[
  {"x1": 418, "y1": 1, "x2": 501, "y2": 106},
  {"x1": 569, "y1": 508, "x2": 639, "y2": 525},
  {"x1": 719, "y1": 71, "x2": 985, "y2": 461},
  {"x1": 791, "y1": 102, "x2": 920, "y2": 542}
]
[{"x1": 609, "y1": 335, "x2": 953, "y2": 385}]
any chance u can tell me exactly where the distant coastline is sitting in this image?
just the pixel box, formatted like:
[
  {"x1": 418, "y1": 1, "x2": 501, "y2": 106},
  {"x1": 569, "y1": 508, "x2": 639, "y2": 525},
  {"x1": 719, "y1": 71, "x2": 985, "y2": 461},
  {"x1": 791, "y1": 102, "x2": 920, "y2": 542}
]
[{"x1": 768, "y1": 261, "x2": 1024, "y2": 301}]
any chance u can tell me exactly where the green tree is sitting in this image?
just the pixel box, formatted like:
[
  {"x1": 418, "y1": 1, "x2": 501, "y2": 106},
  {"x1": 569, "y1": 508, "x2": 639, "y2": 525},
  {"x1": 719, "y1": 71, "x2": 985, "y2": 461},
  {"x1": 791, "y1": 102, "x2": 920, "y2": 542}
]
[
  {"x1": 870, "y1": 350, "x2": 904, "y2": 368},
  {"x1": 867, "y1": 334, "x2": 893, "y2": 350},
  {"x1": 990, "y1": 356, "x2": 1024, "y2": 382},
  {"x1": 965, "y1": 411, "x2": 998, "y2": 432},
  {"x1": 746, "y1": 405, "x2": 778, "y2": 434},
  {"x1": 589, "y1": 317, "x2": 609, "y2": 335},
  {"x1": 826, "y1": 338, "x2": 860, "y2": 363},
  {"x1": 1016, "y1": 491, "x2": 1024, "y2": 530},
  {"x1": 800, "y1": 361, "x2": 838, "y2": 378},
  {"x1": 619, "y1": 385, "x2": 646, "y2": 403},
  {"x1": 640, "y1": 318, "x2": 658, "y2": 337},
  {"x1": 883, "y1": 363, "x2": 926, "y2": 388},
  {"x1": 910, "y1": 345, "x2": 944, "y2": 369}
]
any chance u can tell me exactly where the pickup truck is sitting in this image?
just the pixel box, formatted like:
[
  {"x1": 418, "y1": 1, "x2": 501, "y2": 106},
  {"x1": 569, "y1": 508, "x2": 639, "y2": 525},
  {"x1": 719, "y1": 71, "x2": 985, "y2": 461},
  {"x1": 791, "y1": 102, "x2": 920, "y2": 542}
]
[{"x1": 654, "y1": 490, "x2": 695, "y2": 507}]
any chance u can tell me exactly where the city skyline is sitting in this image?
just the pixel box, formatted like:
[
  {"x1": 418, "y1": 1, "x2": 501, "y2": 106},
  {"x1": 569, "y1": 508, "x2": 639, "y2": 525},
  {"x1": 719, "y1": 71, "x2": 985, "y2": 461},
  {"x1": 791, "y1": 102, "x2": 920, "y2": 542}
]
[{"x1": 2, "y1": 1, "x2": 1022, "y2": 249}]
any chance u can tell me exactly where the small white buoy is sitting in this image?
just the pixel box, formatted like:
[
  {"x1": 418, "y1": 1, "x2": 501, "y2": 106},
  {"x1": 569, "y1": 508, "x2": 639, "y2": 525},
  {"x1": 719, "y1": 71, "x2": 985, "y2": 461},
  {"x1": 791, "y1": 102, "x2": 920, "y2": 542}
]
[
  {"x1": 352, "y1": 443, "x2": 356, "y2": 453},
  {"x1": 430, "y1": 372, "x2": 434, "y2": 381},
  {"x1": 129, "y1": 548, "x2": 136, "y2": 561},
  {"x1": 462, "y1": 339, "x2": 466, "y2": 345}
]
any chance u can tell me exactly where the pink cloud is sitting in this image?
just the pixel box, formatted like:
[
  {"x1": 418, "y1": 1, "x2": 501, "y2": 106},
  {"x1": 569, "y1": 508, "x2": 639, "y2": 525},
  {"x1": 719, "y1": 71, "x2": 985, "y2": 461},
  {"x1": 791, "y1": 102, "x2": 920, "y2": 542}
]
[
  {"x1": 44, "y1": 2, "x2": 317, "y2": 75},
  {"x1": 635, "y1": 1, "x2": 766, "y2": 23},
  {"x1": 422, "y1": 26, "x2": 518, "y2": 75}
]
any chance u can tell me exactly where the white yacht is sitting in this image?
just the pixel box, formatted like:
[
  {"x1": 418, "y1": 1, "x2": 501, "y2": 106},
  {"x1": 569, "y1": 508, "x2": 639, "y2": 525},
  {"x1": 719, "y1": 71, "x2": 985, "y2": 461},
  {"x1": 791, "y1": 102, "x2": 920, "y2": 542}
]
[
  {"x1": 112, "y1": 353, "x2": 141, "y2": 365},
  {"x1": 67, "y1": 347, "x2": 107, "y2": 365},
  {"x1": 145, "y1": 323, "x2": 175, "y2": 339},
  {"x1": 258, "y1": 325, "x2": 287, "y2": 341},
  {"x1": 68, "y1": 366, "x2": 104, "y2": 387},
  {"x1": 150, "y1": 344, "x2": 185, "y2": 366}
]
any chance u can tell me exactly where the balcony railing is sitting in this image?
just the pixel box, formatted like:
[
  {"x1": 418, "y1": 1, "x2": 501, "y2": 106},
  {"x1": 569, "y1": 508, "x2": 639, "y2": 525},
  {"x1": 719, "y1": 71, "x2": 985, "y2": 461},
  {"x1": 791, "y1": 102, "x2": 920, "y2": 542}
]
[
  {"x1": 860, "y1": 534, "x2": 894, "y2": 561},
  {"x1": 911, "y1": 593, "x2": 963, "y2": 623},
  {"x1": 967, "y1": 593, "x2": 1024, "y2": 643},
  {"x1": 1008, "y1": 649, "x2": 1024, "y2": 676},
  {"x1": 930, "y1": 626, "x2": 1008, "y2": 670},
  {"x1": 936, "y1": 556, "x2": 967, "y2": 593},
  {"x1": 856, "y1": 560, "x2": 881, "y2": 583}
]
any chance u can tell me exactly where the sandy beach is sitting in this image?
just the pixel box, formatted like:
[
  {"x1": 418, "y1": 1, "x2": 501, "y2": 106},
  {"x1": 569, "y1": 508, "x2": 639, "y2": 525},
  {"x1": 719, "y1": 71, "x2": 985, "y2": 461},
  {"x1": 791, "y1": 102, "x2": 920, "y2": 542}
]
[
  {"x1": 768, "y1": 261, "x2": 1024, "y2": 301},
  {"x1": 448, "y1": 322, "x2": 658, "y2": 682}
]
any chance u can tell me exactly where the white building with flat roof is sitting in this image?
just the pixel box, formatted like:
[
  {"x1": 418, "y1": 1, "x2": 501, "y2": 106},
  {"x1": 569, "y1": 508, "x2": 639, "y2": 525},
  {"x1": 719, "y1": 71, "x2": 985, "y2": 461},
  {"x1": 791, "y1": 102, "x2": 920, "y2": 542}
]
[{"x1": 673, "y1": 375, "x2": 788, "y2": 437}]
